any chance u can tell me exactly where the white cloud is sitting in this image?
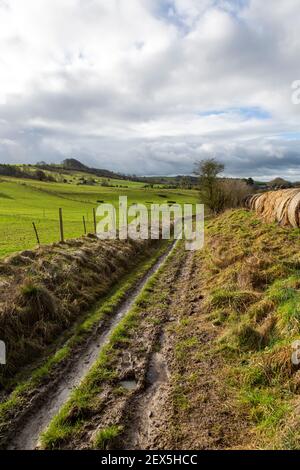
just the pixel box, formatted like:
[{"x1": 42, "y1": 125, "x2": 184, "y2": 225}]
[{"x1": 0, "y1": 0, "x2": 300, "y2": 178}]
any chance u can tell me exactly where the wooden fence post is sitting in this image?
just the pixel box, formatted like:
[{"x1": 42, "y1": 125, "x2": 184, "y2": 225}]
[
  {"x1": 32, "y1": 222, "x2": 40, "y2": 246},
  {"x1": 93, "y1": 208, "x2": 97, "y2": 234},
  {"x1": 59, "y1": 208, "x2": 64, "y2": 243},
  {"x1": 83, "y1": 215, "x2": 87, "y2": 235}
]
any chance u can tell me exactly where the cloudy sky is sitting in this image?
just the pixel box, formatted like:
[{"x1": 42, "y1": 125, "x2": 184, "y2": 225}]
[{"x1": 0, "y1": 0, "x2": 300, "y2": 179}]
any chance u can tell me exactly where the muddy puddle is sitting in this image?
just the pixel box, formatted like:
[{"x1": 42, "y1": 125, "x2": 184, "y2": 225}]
[
  {"x1": 120, "y1": 379, "x2": 138, "y2": 391},
  {"x1": 120, "y1": 332, "x2": 171, "y2": 450}
]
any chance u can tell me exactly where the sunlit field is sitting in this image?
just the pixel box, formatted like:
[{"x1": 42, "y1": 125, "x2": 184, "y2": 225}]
[{"x1": 0, "y1": 177, "x2": 199, "y2": 257}]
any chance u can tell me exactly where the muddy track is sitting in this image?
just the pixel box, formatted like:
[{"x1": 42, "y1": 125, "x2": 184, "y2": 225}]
[
  {"x1": 6, "y1": 242, "x2": 177, "y2": 450},
  {"x1": 118, "y1": 251, "x2": 196, "y2": 449},
  {"x1": 117, "y1": 246, "x2": 251, "y2": 450}
]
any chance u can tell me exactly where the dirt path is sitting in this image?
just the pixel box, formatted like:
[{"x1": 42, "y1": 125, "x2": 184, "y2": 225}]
[
  {"x1": 119, "y1": 331, "x2": 171, "y2": 449},
  {"x1": 119, "y1": 251, "x2": 196, "y2": 449},
  {"x1": 7, "y1": 242, "x2": 176, "y2": 450},
  {"x1": 118, "y1": 249, "x2": 251, "y2": 450}
]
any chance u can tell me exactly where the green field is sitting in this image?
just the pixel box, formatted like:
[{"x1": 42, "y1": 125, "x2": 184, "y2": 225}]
[{"x1": 0, "y1": 176, "x2": 199, "y2": 258}]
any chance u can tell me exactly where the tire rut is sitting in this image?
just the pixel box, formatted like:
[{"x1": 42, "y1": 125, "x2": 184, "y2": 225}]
[{"x1": 119, "y1": 250, "x2": 196, "y2": 449}]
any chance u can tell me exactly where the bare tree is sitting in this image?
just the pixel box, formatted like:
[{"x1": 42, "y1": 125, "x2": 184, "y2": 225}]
[{"x1": 195, "y1": 158, "x2": 252, "y2": 213}]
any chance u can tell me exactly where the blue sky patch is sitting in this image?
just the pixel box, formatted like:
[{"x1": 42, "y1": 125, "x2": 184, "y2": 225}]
[{"x1": 198, "y1": 106, "x2": 271, "y2": 120}]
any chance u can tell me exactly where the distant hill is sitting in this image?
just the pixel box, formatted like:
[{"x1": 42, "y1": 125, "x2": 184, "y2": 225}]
[
  {"x1": 62, "y1": 158, "x2": 88, "y2": 171},
  {"x1": 61, "y1": 158, "x2": 128, "y2": 180},
  {"x1": 36, "y1": 158, "x2": 126, "y2": 180},
  {"x1": 268, "y1": 177, "x2": 293, "y2": 189}
]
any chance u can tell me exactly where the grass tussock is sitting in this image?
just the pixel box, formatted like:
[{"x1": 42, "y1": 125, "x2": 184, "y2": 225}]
[{"x1": 93, "y1": 425, "x2": 123, "y2": 450}]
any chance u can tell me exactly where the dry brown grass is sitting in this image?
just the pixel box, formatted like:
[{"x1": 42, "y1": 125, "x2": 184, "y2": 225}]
[
  {"x1": 262, "y1": 346, "x2": 296, "y2": 383},
  {"x1": 0, "y1": 236, "x2": 160, "y2": 383}
]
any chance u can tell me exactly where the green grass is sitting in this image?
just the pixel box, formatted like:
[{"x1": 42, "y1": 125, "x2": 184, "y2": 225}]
[
  {"x1": 0, "y1": 176, "x2": 198, "y2": 257},
  {"x1": 240, "y1": 388, "x2": 291, "y2": 434},
  {"x1": 175, "y1": 337, "x2": 198, "y2": 361},
  {"x1": 93, "y1": 425, "x2": 123, "y2": 450}
]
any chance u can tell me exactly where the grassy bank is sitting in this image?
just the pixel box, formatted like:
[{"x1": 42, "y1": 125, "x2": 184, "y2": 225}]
[
  {"x1": 0, "y1": 235, "x2": 167, "y2": 383},
  {"x1": 194, "y1": 209, "x2": 300, "y2": 448}
]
